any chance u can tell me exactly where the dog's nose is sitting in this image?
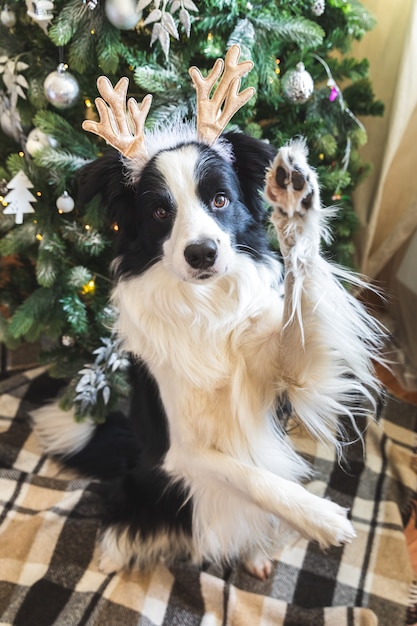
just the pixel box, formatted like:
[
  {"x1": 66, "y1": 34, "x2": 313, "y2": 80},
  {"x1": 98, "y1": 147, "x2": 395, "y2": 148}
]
[{"x1": 184, "y1": 239, "x2": 218, "y2": 269}]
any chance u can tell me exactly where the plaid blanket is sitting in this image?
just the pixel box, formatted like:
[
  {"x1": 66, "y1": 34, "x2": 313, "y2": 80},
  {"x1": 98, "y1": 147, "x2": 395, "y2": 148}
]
[{"x1": 0, "y1": 368, "x2": 416, "y2": 626}]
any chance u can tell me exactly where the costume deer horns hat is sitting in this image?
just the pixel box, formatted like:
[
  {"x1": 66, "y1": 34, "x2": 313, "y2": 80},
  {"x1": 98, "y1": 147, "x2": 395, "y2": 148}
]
[{"x1": 82, "y1": 45, "x2": 255, "y2": 161}]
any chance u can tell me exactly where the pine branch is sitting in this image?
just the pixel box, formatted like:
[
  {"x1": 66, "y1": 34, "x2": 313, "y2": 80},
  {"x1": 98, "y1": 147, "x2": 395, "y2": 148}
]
[
  {"x1": 61, "y1": 222, "x2": 109, "y2": 257},
  {"x1": 34, "y1": 148, "x2": 92, "y2": 179},
  {"x1": 33, "y1": 111, "x2": 96, "y2": 158},
  {"x1": 9, "y1": 287, "x2": 58, "y2": 340},
  {"x1": 134, "y1": 65, "x2": 180, "y2": 93},
  {"x1": 68, "y1": 29, "x2": 96, "y2": 75},
  {"x1": 227, "y1": 18, "x2": 256, "y2": 58},
  {"x1": 68, "y1": 266, "x2": 93, "y2": 289},
  {"x1": 96, "y1": 25, "x2": 123, "y2": 75},
  {"x1": 0, "y1": 222, "x2": 37, "y2": 255},
  {"x1": 35, "y1": 232, "x2": 67, "y2": 288},
  {"x1": 251, "y1": 15, "x2": 324, "y2": 50},
  {"x1": 48, "y1": 0, "x2": 90, "y2": 46},
  {"x1": 59, "y1": 293, "x2": 88, "y2": 334}
]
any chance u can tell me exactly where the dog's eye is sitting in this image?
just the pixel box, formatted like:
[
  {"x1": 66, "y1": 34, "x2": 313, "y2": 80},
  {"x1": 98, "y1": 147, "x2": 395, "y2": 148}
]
[
  {"x1": 212, "y1": 193, "x2": 229, "y2": 210},
  {"x1": 153, "y1": 207, "x2": 170, "y2": 221}
]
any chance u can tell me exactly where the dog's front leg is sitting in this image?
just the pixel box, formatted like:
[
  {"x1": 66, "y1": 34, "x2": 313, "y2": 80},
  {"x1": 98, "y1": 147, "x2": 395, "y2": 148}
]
[
  {"x1": 265, "y1": 140, "x2": 379, "y2": 446},
  {"x1": 165, "y1": 447, "x2": 355, "y2": 550}
]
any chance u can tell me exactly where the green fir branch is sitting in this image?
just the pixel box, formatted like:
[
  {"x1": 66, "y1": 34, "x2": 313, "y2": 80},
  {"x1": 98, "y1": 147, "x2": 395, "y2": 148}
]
[
  {"x1": 33, "y1": 110, "x2": 96, "y2": 158},
  {"x1": 48, "y1": 0, "x2": 90, "y2": 46},
  {"x1": 34, "y1": 148, "x2": 92, "y2": 178},
  {"x1": 95, "y1": 25, "x2": 123, "y2": 75},
  {"x1": 0, "y1": 222, "x2": 37, "y2": 255},
  {"x1": 8, "y1": 287, "x2": 57, "y2": 340},
  {"x1": 133, "y1": 65, "x2": 180, "y2": 93},
  {"x1": 61, "y1": 222, "x2": 109, "y2": 257},
  {"x1": 68, "y1": 266, "x2": 93, "y2": 289},
  {"x1": 227, "y1": 18, "x2": 256, "y2": 58},
  {"x1": 59, "y1": 293, "x2": 88, "y2": 335},
  {"x1": 252, "y1": 15, "x2": 325, "y2": 50}
]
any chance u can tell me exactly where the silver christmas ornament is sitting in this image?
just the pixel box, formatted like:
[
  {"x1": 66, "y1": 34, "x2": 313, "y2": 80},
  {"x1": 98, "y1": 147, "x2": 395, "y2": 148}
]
[
  {"x1": 1, "y1": 5, "x2": 16, "y2": 27},
  {"x1": 312, "y1": 0, "x2": 325, "y2": 16},
  {"x1": 44, "y1": 63, "x2": 80, "y2": 110},
  {"x1": 281, "y1": 62, "x2": 314, "y2": 105},
  {"x1": 56, "y1": 190, "x2": 75, "y2": 213},
  {"x1": 104, "y1": 0, "x2": 142, "y2": 29}
]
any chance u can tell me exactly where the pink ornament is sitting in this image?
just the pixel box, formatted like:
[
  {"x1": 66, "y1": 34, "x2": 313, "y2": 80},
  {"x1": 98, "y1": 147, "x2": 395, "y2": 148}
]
[{"x1": 329, "y1": 86, "x2": 338, "y2": 102}]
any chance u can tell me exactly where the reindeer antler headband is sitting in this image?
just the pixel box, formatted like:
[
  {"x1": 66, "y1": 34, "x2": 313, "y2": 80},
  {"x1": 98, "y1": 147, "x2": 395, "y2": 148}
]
[{"x1": 82, "y1": 45, "x2": 255, "y2": 161}]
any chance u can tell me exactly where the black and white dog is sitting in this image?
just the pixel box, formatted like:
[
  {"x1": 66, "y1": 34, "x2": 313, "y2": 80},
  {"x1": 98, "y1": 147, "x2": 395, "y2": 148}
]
[{"x1": 34, "y1": 121, "x2": 381, "y2": 579}]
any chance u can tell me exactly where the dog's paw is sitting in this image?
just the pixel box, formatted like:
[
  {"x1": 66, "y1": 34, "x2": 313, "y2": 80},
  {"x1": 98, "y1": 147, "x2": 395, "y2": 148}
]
[
  {"x1": 98, "y1": 527, "x2": 130, "y2": 575},
  {"x1": 308, "y1": 500, "x2": 356, "y2": 549},
  {"x1": 243, "y1": 552, "x2": 274, "y2": 580},
  {"x1": 98, "y1": 552, "x2": 124, "y2": 575},
  {"x1": 265, "y1": 140, "x2": 321, "y2": 255},
  {"x1": 265, "y1": 139, "x2": 318, "y2": 218}
]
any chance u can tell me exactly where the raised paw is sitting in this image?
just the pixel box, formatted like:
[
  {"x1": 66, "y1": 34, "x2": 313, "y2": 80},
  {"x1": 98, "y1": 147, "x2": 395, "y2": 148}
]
[
  {"x1": 265, "y1": 139, "x2": 321, "y2": 256},
  {"x1": 265, "y1": 139, "x2": 318, "y2": 218}
]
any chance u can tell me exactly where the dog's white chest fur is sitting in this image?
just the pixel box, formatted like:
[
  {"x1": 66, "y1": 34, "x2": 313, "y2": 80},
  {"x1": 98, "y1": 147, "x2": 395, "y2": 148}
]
[{"x1": 113, "y1": 255, "x2": 285, "y2": 440}]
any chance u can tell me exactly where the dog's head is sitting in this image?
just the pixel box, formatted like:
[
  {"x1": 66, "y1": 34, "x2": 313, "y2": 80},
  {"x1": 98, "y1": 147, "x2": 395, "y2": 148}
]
[{"x1": 77, "y1": 131, "x2": 276, "y2": 284}]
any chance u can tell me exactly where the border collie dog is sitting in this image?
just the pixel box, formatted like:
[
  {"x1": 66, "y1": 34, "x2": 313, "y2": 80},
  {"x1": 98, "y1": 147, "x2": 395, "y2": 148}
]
[{"x1": 34, "y1": 78, "x2": 381, "y2": 579}]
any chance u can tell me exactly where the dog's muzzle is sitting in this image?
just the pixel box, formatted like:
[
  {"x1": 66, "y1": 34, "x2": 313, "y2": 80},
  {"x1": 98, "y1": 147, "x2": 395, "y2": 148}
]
[{"x1": 184, "y1": 239, "x2": 218, "y2": 274}]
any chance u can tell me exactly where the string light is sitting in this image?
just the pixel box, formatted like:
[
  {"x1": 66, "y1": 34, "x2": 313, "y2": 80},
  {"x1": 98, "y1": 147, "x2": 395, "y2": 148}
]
[
  {"x1": 36, "y1": 233, "x2": 43, "y2": 241},
  {"x1": 36, "y1": 191, "x2": 42, "y2": 197},
  {"x1": 275, "y1": 58, "x2": 281, "y2": 75},
  {"x1": 112, "y1": 223, "x2": 119, "y2": 232},
  {"x1": 85, "y1": 98, "x2": 93, "y2": 108},
  {"x1": 81, "y1": 278, "x2": 96, "y2": 295},
  {"x1": 18, "y1": 151, "x2": 24, "y2": 157},
  {"x1": 84, "y1": 224, "x2": 91, "y2": 230}
]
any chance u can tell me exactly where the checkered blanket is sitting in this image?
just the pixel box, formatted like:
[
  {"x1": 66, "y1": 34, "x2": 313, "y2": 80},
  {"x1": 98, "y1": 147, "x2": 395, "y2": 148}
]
[{"x1": 0, "y1": 367, "x2": 416, "y2": 626}]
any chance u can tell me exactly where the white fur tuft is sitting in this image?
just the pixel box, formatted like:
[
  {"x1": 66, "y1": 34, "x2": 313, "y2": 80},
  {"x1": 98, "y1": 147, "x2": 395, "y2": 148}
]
[
  {"x1": 32, "y1": 403, "x2": 96, "y2": 457},
  {"x1": 123, "y1": 121, "x2": 235, "y2": 186}
]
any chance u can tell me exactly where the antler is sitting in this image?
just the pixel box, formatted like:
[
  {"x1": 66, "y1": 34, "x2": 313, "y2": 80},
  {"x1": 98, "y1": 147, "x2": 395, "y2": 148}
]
[
  {"x1": 189, "y1": 44, "x2": 255, "y2": 145},
  {"x1": 82, "y1": 76, "x2": 152, "y2": 162}
]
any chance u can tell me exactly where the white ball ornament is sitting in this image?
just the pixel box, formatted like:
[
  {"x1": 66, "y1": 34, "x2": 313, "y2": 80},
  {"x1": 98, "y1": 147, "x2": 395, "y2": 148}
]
[
  {"x1": 56, "y1": 191, "x2": 75, "y2": 214},
  {"x1": 44, "y1": 63, "x2": 80, "y2": 110},
  {"x1": 281, "y1": 62, "x2": 314, "y2": 105},
  {"x1": 26, "y1": 128, "x2": 58, "y2": 156},
  {"x1": 1, "y1": 5, "x2": 16, "y2": 27},
  {"x1": 104, "y1": 0, "x2": 142, "y2": 29}
]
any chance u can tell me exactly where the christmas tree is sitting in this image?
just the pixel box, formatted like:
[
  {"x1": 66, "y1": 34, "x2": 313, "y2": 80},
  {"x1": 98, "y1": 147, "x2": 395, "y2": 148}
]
[{"x1": 0, "y1": 0, "x2": 383, "y2": 420}]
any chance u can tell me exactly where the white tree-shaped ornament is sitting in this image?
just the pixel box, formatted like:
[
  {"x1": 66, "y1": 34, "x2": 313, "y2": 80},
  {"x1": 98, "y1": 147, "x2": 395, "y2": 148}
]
[{"x1": 3, "y1": 170, "x2": 37, "y2": 224}]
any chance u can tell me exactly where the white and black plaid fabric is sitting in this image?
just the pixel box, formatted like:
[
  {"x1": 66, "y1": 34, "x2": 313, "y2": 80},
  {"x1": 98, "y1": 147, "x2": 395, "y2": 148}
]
[{"x1": 0, "y1": 368, "x2": 416, "y2": 626}]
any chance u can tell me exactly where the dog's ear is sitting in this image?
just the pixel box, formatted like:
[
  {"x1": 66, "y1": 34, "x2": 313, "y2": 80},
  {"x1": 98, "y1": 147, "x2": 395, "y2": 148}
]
[
  {"x1": 223, "y1": 132, "x2": 277, "y2": 222},
  {"x1": 76, "y1": 148, "x2": 138, "y2": 238}
]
